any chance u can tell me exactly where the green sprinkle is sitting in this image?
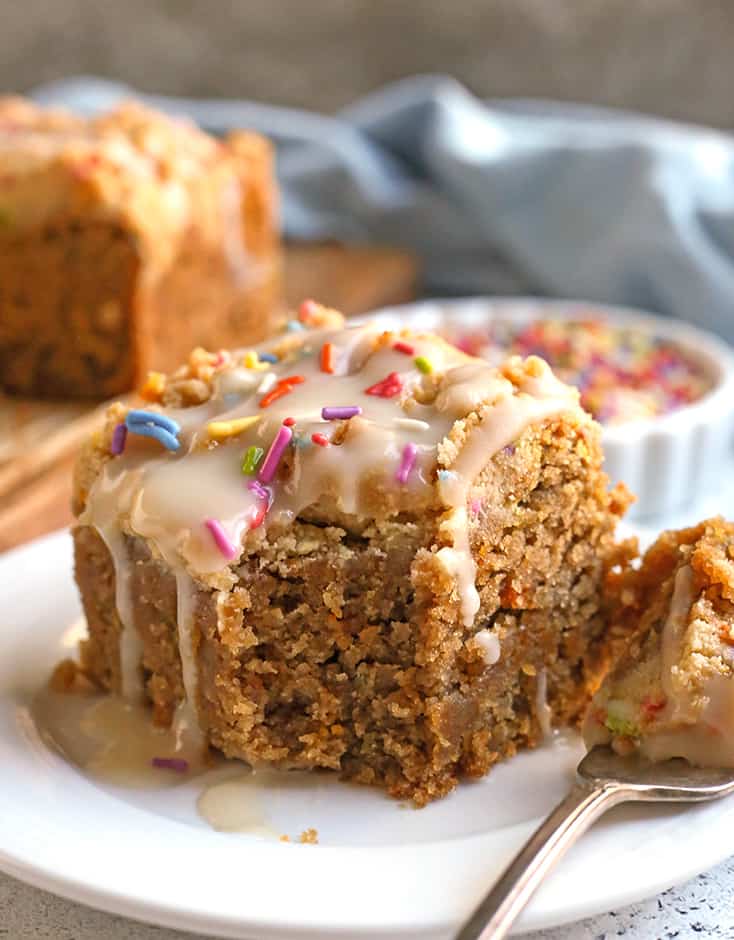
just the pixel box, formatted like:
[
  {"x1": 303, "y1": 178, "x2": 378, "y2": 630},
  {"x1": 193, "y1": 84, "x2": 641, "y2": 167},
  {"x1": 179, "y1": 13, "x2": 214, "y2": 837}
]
[
  {"x1": 241, "y1": 445, "x2": 264, "y2": 475},
  {"x1": 604, "y1": 714, "x2": 639, "y2": 738},
  {"x1": 414, "y1": 355, "x2": 433, "y2": 374},
  {"x1": 604, "y1": 713, "x2": 639, "y2": 738}
]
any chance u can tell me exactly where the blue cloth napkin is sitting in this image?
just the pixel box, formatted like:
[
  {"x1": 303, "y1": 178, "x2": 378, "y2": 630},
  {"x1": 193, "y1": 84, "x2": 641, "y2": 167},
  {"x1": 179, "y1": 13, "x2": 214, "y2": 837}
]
[{"x1": 32, "y1": 74, "x2": 734, "y2": 340}]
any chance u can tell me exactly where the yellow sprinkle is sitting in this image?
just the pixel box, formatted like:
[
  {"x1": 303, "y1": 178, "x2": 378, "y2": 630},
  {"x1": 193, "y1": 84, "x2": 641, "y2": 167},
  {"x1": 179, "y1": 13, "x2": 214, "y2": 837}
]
[
  {"x1": 207, "y1": 415, "x2": 261, "y2": 440},
  {"x1": 139, "y1": 371, "x2": 166, "y2": 401},
  {"x1": 243, "y1": 350, "x2": 269, "y2": 371}
]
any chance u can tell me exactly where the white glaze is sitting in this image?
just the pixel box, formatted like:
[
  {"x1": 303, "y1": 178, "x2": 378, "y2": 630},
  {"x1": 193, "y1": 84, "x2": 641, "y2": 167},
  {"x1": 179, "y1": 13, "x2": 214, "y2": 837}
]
[
  {"x1": 472, "y1": 628, "x2": 501, "y2": 665},
  {"x1": 661, "y1": 564, "x2": 695, "y2": 721},
  {"x1": 536, "y1": 668, "x2": 553, "y2": 739}
]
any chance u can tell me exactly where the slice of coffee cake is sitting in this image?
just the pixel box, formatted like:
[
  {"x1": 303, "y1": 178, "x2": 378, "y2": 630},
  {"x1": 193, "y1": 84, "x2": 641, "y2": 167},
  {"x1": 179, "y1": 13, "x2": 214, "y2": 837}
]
[
  {"x1": 585, "y1": 518, "x2": 734, "y2": 766},
  {"x1": 73, "y1": 304, "x2": 630, "y2": 804}
]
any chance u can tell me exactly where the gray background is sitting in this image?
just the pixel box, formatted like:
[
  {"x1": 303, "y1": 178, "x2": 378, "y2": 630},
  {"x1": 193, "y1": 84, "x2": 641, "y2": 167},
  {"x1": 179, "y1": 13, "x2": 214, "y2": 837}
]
[{"x1": 3, "y1": 0, "x2": 734, "y2": 127}]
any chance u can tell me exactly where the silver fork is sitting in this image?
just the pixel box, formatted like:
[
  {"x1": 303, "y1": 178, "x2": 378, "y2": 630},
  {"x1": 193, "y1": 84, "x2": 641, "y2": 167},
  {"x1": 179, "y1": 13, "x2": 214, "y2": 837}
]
[{"x1": 455, "y1": 746, "x2": 734, "y2": 940}]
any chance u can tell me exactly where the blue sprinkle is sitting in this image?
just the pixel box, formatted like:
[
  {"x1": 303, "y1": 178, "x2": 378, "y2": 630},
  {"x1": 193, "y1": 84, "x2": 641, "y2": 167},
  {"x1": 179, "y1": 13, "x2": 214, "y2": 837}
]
[
  {"x1": 126, "y1": 423, "x2": 180, "y2": 451},
  {"x1": 222, "y1": 393, "x2": 240, "y2": 406},
  {"x1": 259, "y1": 352, "x2": 278, "y2": 363},
  {"x1": 286, "y1": 320, "x2": 305, "y2": 332},
  {"x1": 125, "y1": 410, "x2": 181, "y2": 451},
  {"x1": 437, "y1": 469, "x2": 456, "y2": 482},
  {"x1": 126, "y1": 409, "x2": 180, "y2": 435},
  {"x1": 292, "y1": 434, "x2": 310, "y2": 449}
]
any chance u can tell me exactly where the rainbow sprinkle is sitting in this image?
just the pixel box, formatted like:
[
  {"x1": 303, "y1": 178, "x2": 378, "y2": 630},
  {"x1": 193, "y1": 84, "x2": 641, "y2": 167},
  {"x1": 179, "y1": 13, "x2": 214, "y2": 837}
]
[
  {"x1": 204, "y1": 518, "x2": 238, "y2": 560},
  {"x1": 414, "y1": 355, "x2": 433, "y2": 374},
  {"x1": 152, "y1": 757, "x2": 189, "y2": 773},
  {"x1": 259, "y1": 352, "x2": 279, "y2": 364},
  {"x1": 395, "y1": 417, "x2": 430, "y2": 432},
  {"x1": 258, "y1": 425, "x2": 293, "y2": 483},
  {"x1": 321, "y1": 406, "x2": 362, "y2": 420},
  {"x1": 247, "y1": 478, "x2": 271, "y2": 529},
  {"x1": 110, "y1": 423, "x2": 127, "y2": 456},
  {"x1": 247, "y1": 479, "x2": 270, "y2": 502},
  {"x1": 320, "y1": 342, "x2": 335, "y2": 374},
  {"x1": 241, "y1": 445, "x2": 264, "y2": 475},
  {"x1": 365, "y1": 372, "x2": 403, "y2": 398},
  {"x1": 449, "y1": 317, "x2": 713, "y2": 426},
  {"x1": 207, "y1": 415, "x2": 261, "y2": 440},
  {"x1": 260, "y1": 375, "x2": 305, "y2": 408},
  {"x1": 125, "y1": 410, "x2": 180, "y2": 451},
  {"x1": 243, "y1": 350, "x2": 269, "y2": 371},
  {"x1": 286, "y1": 320, "x2": 305, "y2": 332},
  {"x1": 311, "y1": 433, "x2": 330, "y2": 447},
  {"x1": 393, "y1": 341, "x2": 415, "y2": 356},
  {"x1": 396, "y1": 443, "x2": 418, "y2": 484},
  {"x1": 298, "y1": 299, "x2": 319, "y2": 323}
]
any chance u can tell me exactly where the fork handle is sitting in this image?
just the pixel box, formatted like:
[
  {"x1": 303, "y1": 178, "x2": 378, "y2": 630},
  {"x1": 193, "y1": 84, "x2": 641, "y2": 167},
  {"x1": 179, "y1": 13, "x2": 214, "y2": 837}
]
[{"x1": 455, "y1": 781, "x2": 632, "y2": 940}]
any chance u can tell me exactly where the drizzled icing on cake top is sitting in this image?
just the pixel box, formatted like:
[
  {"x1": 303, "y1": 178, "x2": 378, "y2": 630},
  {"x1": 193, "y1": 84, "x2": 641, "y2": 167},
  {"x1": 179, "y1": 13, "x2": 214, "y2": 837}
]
[{"x1": 79, "y1": 310, "x2": 584, "y2": 710}]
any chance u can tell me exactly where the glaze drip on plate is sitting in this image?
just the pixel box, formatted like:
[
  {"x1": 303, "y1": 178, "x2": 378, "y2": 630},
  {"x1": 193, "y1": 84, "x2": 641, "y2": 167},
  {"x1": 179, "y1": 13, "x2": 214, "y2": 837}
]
[{"x1": 78, "y1": 311, "x2": 584, "y2": 726}]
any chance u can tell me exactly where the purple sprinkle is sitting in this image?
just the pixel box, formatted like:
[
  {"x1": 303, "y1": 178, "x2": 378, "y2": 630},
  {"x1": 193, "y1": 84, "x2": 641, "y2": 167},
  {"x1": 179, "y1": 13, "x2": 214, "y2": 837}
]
[
  {"x1": 204, "y1": 518, "x2": 238, "y2": 561},
  {"x1": 258, "y1": 425, "x2": 293, "y2": 483},
  {"x1": 247, "y1": 479, "x2": 270, "y2": 503},
  {"x1": 110, "y1": 423, "x2": 127, "y2": 456},
  {"x1": 152, "y1": 756, "x2": 189, "y2": 773},
  {"x1": 396, "y1": 442, "x2": 418, "y2": 484},
  {"x1": 503, "y1": 444, "x2": 516, "y2": 456},
  {"x1": 321, "y1": 406, "x2": 362, "y2": 421},
  {"x1": 470, "y1": 498, "x2": 482, "y2": 516}
]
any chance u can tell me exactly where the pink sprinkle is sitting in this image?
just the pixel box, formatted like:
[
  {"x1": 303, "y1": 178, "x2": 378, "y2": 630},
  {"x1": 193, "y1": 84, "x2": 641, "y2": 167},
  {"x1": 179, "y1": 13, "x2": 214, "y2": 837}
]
[
  {"x1": 470, "y1": 498, "x2": 482, "y2": 516},
  {"x1": 213, "y1": 350, "x2": 229, "y2": 367},
  {"x1": 258, "y1": 425, "x2": 293, "y2": 483},
  {"x1": 396, "y1": 443, "x2": 418, "y2": 484},
  {"x1": 110, "y1": 423, "x2": 127, "y2": 456},
  {"x1": 152, "y1": 757, "x2": 189, "y2": 773},
  {"x1": 393, "y1": 341, "x2": 415, "y2": 356},
  {"x1": 321, "y1": 406, "x2": 362, "y2": 420},
  {"x1": 250, "y1": 502, "x2": 268, "y2": 530},
  {"x1": 298, "y1": 298, "x2": 319, "y2": 323},
  {"x1": 204, "y1": 518, "x2": 238, "y2": 561},
  {"x1": 247, "y1": 479, "x2": 271, "y2": 529},
  {"x1": 247, "y1": 479, "x2": 271, "y2": 503}
]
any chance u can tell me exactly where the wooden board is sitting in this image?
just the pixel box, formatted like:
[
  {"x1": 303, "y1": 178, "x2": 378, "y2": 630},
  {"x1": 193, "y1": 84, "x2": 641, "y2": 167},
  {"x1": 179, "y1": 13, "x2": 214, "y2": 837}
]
[{"x1": 0, "y1": 242, "x2": 417, "y2": 553}]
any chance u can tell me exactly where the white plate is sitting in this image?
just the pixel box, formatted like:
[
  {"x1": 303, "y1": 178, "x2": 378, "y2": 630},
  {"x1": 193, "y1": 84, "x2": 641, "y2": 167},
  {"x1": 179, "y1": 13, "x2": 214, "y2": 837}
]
[{"x1": 2, "y1": 521, "x2": 734, "y2": 940}]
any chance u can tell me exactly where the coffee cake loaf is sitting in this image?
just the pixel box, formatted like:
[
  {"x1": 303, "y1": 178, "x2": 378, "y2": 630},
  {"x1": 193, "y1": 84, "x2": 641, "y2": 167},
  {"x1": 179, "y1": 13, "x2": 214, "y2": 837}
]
[
  {"x1": 0, "y1": 97, "x2": 279, "y2": 398},
  {"x1": 72, "y1": 303, "x2": 631, "y2": 804}
]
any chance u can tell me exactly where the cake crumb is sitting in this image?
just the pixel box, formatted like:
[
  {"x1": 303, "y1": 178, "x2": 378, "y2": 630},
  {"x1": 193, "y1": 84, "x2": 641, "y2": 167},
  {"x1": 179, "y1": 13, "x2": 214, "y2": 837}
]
[
  {"x1": 48, "y1": 658, "x2": 97, "y2": 694},
  {"x1": 299, "y1": 828, "x2": 319, "y2": 844}
]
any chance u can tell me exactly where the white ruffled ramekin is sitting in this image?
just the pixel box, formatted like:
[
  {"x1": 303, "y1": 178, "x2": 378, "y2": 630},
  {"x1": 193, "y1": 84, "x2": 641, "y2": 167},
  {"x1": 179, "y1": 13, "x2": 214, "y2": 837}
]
[{"x1": 364, "y1": 297, "x2": 734, "y2": 519}]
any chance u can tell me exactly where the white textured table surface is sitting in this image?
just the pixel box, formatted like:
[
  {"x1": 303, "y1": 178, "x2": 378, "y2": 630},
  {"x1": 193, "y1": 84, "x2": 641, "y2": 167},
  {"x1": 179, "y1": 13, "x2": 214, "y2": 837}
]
[{"x1": 4, "y1": 859, "x2": 734, "y2": 939}]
